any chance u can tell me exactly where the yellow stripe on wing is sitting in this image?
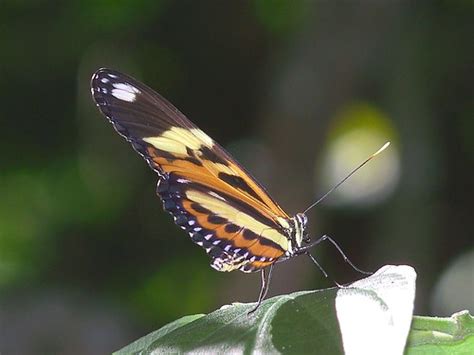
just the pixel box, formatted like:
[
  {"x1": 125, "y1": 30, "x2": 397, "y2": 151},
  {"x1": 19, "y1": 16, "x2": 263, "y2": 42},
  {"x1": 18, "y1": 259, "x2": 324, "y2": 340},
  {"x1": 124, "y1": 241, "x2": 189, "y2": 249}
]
[
  {"x1": 185, "y1": 190, "x2": 290, "y2": 251},
  {"x1": 143, "y1": 127, "x2": 214, "y2": 155},
  {"x1": 143, "y1": 126, "x2": 291, "y2": 226}
]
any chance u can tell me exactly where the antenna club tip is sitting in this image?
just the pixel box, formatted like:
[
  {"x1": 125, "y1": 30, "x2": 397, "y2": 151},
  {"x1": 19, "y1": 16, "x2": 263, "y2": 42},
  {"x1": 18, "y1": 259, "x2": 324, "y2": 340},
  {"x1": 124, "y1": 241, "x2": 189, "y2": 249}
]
[
  {"x1": 373, "y1": 141, "x2": 391, "y2": 156},
  {"x1": 303, "y1": 140, "x2": 392, "y2": 213}
]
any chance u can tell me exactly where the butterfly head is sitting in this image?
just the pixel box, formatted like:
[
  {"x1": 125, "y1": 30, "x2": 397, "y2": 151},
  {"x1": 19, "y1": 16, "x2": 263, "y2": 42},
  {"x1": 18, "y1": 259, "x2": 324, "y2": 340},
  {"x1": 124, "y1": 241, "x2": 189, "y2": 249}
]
[{"x1": 292, "y1": 212, "x2": 308, "y2": 248}]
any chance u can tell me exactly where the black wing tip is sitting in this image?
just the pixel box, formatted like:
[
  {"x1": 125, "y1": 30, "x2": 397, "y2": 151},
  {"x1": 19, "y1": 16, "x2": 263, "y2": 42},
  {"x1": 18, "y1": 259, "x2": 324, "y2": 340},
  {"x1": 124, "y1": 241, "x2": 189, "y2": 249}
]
[
  {"x1": 91, "y1": 68, "x2": 121, "y2": 89},
  {"x1": 91, "y1": 68, "x2": 140, "y2": 85},
  {"x1": 90, "y1": 68, "x2": 134, "y2": 108},
  {"x1": 90, "y1": 68, "x2": 133, "y2": 93},
  {"x1": 92, "y1": 67, "x2": 118, "y2": 79},
  {"x1": 90, "y1": 68, "x2": 144, "y2": 103},
  {"x1": 91, "y1": 68, "x2": 112, "y2": 89},
  {"x1": 90, "y1": 68, "x2": 126, "y2": 124}
]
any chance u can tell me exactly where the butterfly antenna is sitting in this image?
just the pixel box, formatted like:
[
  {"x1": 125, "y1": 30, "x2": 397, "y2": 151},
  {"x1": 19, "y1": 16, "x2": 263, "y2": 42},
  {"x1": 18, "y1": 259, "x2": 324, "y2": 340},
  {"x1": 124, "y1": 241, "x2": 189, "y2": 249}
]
[{"x1": 303, "y1": 142, "x2": 390, "y2": 214}]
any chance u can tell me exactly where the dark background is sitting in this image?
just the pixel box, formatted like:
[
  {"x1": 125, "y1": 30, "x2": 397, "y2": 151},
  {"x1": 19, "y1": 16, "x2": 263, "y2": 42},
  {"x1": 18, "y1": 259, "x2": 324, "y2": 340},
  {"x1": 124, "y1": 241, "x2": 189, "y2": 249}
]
[{"x1": 1, "y1": 1, "x2": 472, "y2": 353}]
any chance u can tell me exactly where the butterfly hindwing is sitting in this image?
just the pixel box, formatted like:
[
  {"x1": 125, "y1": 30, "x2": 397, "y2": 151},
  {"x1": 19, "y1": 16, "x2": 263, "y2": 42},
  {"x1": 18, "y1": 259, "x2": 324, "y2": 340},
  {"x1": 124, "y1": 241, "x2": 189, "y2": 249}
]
[
  {"x1": 158, "y1": 174, "x2": 287, "y2": 272},
  {"x1": 91, "y1": 68, "x2": 292, "y2": 272}
]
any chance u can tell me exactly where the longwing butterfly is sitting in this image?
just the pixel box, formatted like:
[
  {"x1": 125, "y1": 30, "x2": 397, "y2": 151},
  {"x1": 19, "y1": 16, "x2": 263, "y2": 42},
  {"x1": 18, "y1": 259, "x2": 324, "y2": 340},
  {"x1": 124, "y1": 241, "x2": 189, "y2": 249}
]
[{"x1": 91, "y1": 68, "x2": 385, "y2": 312}]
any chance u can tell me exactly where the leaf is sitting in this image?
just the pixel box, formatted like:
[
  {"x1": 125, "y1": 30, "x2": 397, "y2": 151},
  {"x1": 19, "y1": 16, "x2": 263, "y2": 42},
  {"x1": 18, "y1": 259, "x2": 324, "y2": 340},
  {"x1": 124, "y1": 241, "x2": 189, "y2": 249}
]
[
  {"x1": 406, "y1": 310, "x2": 474, "y2": 354},
  {"x1": 115, "y1": 314, "x2": 205, "y2": 354},
  {"x1": 336, "y1": 265, "x2": 416, "y2": 355},
  {"x1": 115, "y1": 265, "x2": 416, "y2": 354}
]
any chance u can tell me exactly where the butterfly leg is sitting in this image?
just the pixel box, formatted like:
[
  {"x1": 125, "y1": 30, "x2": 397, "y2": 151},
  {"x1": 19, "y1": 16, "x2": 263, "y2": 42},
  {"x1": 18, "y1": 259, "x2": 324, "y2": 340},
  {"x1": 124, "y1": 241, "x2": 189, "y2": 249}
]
[
  {"x1": 304, "y1": 251, "x2": 328, "y2": 278},
  {"x1": 318, "y1": 235, "x2": 372, "y2": 275},
  {"x1": 248, "y1": 263, "x2": 274, "y2": 315},
  {"x1": 298, "y1": 234, "x2": 371, "y2": 276}
]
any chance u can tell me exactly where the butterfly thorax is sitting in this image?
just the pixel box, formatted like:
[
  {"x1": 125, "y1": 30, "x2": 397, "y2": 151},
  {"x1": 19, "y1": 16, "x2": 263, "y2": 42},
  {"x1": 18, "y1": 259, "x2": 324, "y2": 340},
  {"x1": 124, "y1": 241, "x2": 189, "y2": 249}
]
[{"x1": 290, "y1": 212, "x2": 308, "y2": 252}]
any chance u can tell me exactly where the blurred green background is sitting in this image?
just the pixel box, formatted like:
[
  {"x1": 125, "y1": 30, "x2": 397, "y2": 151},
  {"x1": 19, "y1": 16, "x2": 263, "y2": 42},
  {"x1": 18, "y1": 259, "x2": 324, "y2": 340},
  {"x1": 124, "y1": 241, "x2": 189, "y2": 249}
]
[{"x1": 1, "y1": 1, "x2": 473, "y2": 353}]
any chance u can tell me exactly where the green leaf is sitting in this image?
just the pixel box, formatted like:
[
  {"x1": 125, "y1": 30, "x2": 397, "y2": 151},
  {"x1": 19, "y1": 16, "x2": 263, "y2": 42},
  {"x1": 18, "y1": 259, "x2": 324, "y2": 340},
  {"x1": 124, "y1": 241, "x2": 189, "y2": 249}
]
[
  {"x1": 115, "y1": 265, "x2": 417, "y2": 354},
  {"x1": 117, "y1": 289, "x2": 343, "y2": 354},
  {"x1": 115, "y1": 314, "x2": 205, "y2": 354},
  {"x1": 406, "y1": 310, "x2": 474, "y2": 354}
]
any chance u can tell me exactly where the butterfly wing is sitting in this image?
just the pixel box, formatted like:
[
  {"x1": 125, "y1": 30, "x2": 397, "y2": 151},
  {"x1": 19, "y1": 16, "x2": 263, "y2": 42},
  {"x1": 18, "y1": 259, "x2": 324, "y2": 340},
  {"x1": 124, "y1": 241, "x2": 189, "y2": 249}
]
[{"x1": 91, "y1": 68, "x2": 293, "y2": 272}]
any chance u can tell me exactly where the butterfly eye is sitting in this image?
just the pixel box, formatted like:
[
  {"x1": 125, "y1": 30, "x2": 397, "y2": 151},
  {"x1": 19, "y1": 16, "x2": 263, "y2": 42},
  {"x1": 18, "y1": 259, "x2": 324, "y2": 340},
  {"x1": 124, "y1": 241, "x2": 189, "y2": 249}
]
[{"x1": 295, "y1": 212, "x2": 308, "y2": 229}]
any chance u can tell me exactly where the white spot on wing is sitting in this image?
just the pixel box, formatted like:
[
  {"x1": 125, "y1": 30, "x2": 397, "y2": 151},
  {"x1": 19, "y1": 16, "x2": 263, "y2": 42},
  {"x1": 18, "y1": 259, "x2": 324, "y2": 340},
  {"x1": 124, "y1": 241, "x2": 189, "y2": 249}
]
[
  {"x1": 111, "y1": 82, "x2": 141, "y2": 102},
  {"x1": 210, "y1": 263, "x2": 220, "y2": 271}
]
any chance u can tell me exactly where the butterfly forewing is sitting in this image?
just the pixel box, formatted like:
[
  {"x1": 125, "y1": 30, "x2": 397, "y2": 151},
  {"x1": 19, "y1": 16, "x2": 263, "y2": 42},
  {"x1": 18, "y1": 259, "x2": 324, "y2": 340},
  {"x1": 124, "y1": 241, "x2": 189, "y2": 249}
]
[{"x1": 91, "y1": 68, "x2": 292, "y2": 272}]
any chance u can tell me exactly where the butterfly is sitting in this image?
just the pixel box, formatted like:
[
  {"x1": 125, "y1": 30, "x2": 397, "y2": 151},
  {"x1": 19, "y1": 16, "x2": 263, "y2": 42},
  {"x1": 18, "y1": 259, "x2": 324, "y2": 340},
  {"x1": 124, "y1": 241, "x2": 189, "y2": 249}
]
[{"x1": 91, "y1": 68, "x2": 385, "y2": 312}]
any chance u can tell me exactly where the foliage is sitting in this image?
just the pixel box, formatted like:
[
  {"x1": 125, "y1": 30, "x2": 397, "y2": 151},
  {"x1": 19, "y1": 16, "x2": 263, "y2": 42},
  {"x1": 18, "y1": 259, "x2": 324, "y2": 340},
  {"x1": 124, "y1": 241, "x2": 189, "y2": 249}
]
[
  {"x1": 407, "y1": 311, "x2": 474, "y2": 355},
  {"x1": 117, "y1": 309, "x2": 473, "y2": 354},
  {"x1": 0, "y1": 1, "x2": 472, "y2": 353},
  {"x1": 116, "y1": 265, "x2": 431, "y2": 354}
]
